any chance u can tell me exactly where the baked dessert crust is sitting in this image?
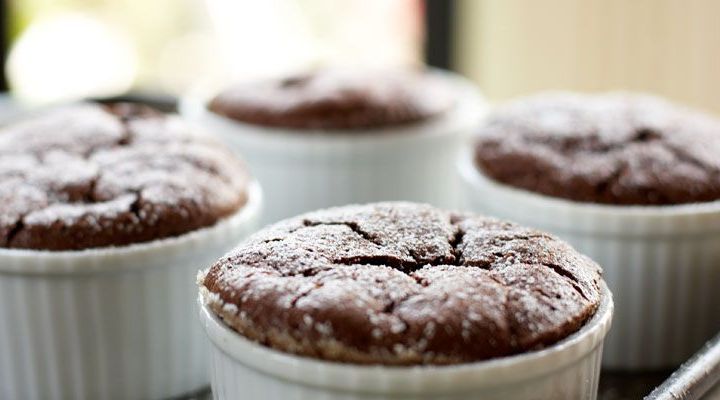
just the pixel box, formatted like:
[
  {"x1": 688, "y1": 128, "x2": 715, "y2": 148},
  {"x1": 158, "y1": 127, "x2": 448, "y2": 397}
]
[
  {"x1": 0, "y1": 103, "x2": 250, "y2": 250},
  {"x1": 475, "y1": 92, "x2": 720, "y2": 205},
  {"x1": 202, "y1": 202, "x2": 602, "y2": 365}
]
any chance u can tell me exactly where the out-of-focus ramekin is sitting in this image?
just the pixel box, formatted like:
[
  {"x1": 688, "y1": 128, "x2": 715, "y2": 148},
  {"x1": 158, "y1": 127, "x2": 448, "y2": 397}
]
[
  {"x1": 0, "y1": 183, "x2": 262, "y2": 400},
  {"x1": 458, "y1": 152, "x2": 720, "y2": 370},
  {"x1": 198, "y1": 282, "x2": 612, "y2": 400},
  {"x1": 181, "y1": 71, "x2": 487, "y2": 225}
]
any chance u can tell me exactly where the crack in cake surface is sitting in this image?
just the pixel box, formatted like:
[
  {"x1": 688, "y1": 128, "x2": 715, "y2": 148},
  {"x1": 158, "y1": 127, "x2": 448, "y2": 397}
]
[
  {"x1": 474, "y1": 92, "x2": 720, "y2": 205},
  {"x1": 0, "y1": 102, "x2": 250, "y2": 250},
  {"x1": 203, "y1": 202, "x2": 603, "y2": 366}
]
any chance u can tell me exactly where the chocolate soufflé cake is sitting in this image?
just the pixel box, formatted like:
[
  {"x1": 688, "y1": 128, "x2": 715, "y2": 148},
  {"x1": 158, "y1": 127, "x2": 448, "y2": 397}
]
[
  {"x1": 201, "y1": 202, "x2": 602, "y2": 365},
  {"x1": 0, "y1": 103, "x2": 250, "y2": 251},
  {"x1": 207, "y1": 68, "x2": 455, "y2": 130},
  {"x1": 474, "y1": 92, "x2": 720, "y2": 205}
]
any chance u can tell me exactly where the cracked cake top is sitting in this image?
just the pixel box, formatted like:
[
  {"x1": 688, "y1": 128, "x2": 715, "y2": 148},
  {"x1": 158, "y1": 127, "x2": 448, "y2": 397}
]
[
  {"x1": 208, "y1": 67, "x2": 455, "y2": 130},
  {"x1": 0, "y1": 103, "x2": 250, "y2": 251},
  {"x1": 201, "y1": 202, "x2": 603, "y2": 365},
  {"x1": 474, "y1": 92, "x2": 720, "y2": 205}
]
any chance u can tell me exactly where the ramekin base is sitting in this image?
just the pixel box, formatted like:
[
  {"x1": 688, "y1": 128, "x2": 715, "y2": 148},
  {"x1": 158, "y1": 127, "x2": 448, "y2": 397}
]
[{"x1": 0, "y1": 183, "x2": 262, "y2": 400}]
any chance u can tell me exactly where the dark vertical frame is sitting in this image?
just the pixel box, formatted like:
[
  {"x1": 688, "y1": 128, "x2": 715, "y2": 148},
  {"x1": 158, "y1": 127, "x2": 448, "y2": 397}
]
[
  {"x1": 423, "y1": 0, "x2": 455, "y2": 70},
  {"x1": 0, "y1": 0, "x2": 7, "y2": 90}
]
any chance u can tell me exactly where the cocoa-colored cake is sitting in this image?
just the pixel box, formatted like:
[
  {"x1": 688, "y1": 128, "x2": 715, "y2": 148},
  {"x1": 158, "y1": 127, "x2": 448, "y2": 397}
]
[
  {"x1": 201, "y1": 202, "x2": 602, "y2": 365},
  {"x1": 207, "y1": 68, "x2": 454, "y2": 130},
  {"x1": 474, "y1": 92, "x2": 720, "y2": 205},
  {"x1": 0, "y1": 103, "x2": 251, "y2": 251}
]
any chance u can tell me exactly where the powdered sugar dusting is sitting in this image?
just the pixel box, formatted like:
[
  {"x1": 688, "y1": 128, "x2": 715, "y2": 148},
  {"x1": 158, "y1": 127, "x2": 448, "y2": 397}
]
[
  {"x1": 475, "y1": 92, "x2": 720, "y2": 205},
  {"x1": 0, "y1": 103, "x2": 250, "y2": 250},
  {"x1": 208, "y1": 67, "x2": 456, "y2": 130},
  {"x1": 203, "y1": 202, "x2": 602, "y2": 365}
]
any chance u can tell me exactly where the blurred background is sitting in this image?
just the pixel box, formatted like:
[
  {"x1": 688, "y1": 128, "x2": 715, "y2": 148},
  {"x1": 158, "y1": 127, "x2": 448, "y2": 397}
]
[
  {"x1": 2, "y1": 0, "x2": 720, "y2": 114},
  {"x1": 1, "y1": 1, "x2": 719, "y2": 398}
]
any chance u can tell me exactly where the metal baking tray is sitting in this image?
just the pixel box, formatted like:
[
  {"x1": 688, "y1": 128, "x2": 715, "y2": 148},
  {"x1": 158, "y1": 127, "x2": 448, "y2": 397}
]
[{"x1": 602, "y1": 333, "x2": 720, "y2": 399}]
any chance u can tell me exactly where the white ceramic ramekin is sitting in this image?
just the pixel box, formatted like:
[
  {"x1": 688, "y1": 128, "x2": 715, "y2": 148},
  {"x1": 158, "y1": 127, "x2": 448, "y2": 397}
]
[
  {"x1": 181, "y1": 71, "x2": 486, "y2": 225},
  {"x1": 198, "y1": 282, "x2": 612, "y2": 400},
  {"x1": 458, "y1": 152, "x2": 720, "y2": 370},
  {"x1": 0, "y1": 183, "x2": 262, "y2": 400}
]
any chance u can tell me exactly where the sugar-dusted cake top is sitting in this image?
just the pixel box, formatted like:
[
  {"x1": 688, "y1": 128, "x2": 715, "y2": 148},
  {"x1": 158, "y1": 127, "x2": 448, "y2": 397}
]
[
  {"x1": 0, "y1": 103, "x2": 251, "y2": 251},
  {"x1": 475, "y1": 92, "x2": 720, "y2": 205},
  {"x1": 208, "y1": 67, "x2": 455, "y2": 130},
  {"x1": 202, "y1": 202, "x2": 602, "y2": 365}
]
